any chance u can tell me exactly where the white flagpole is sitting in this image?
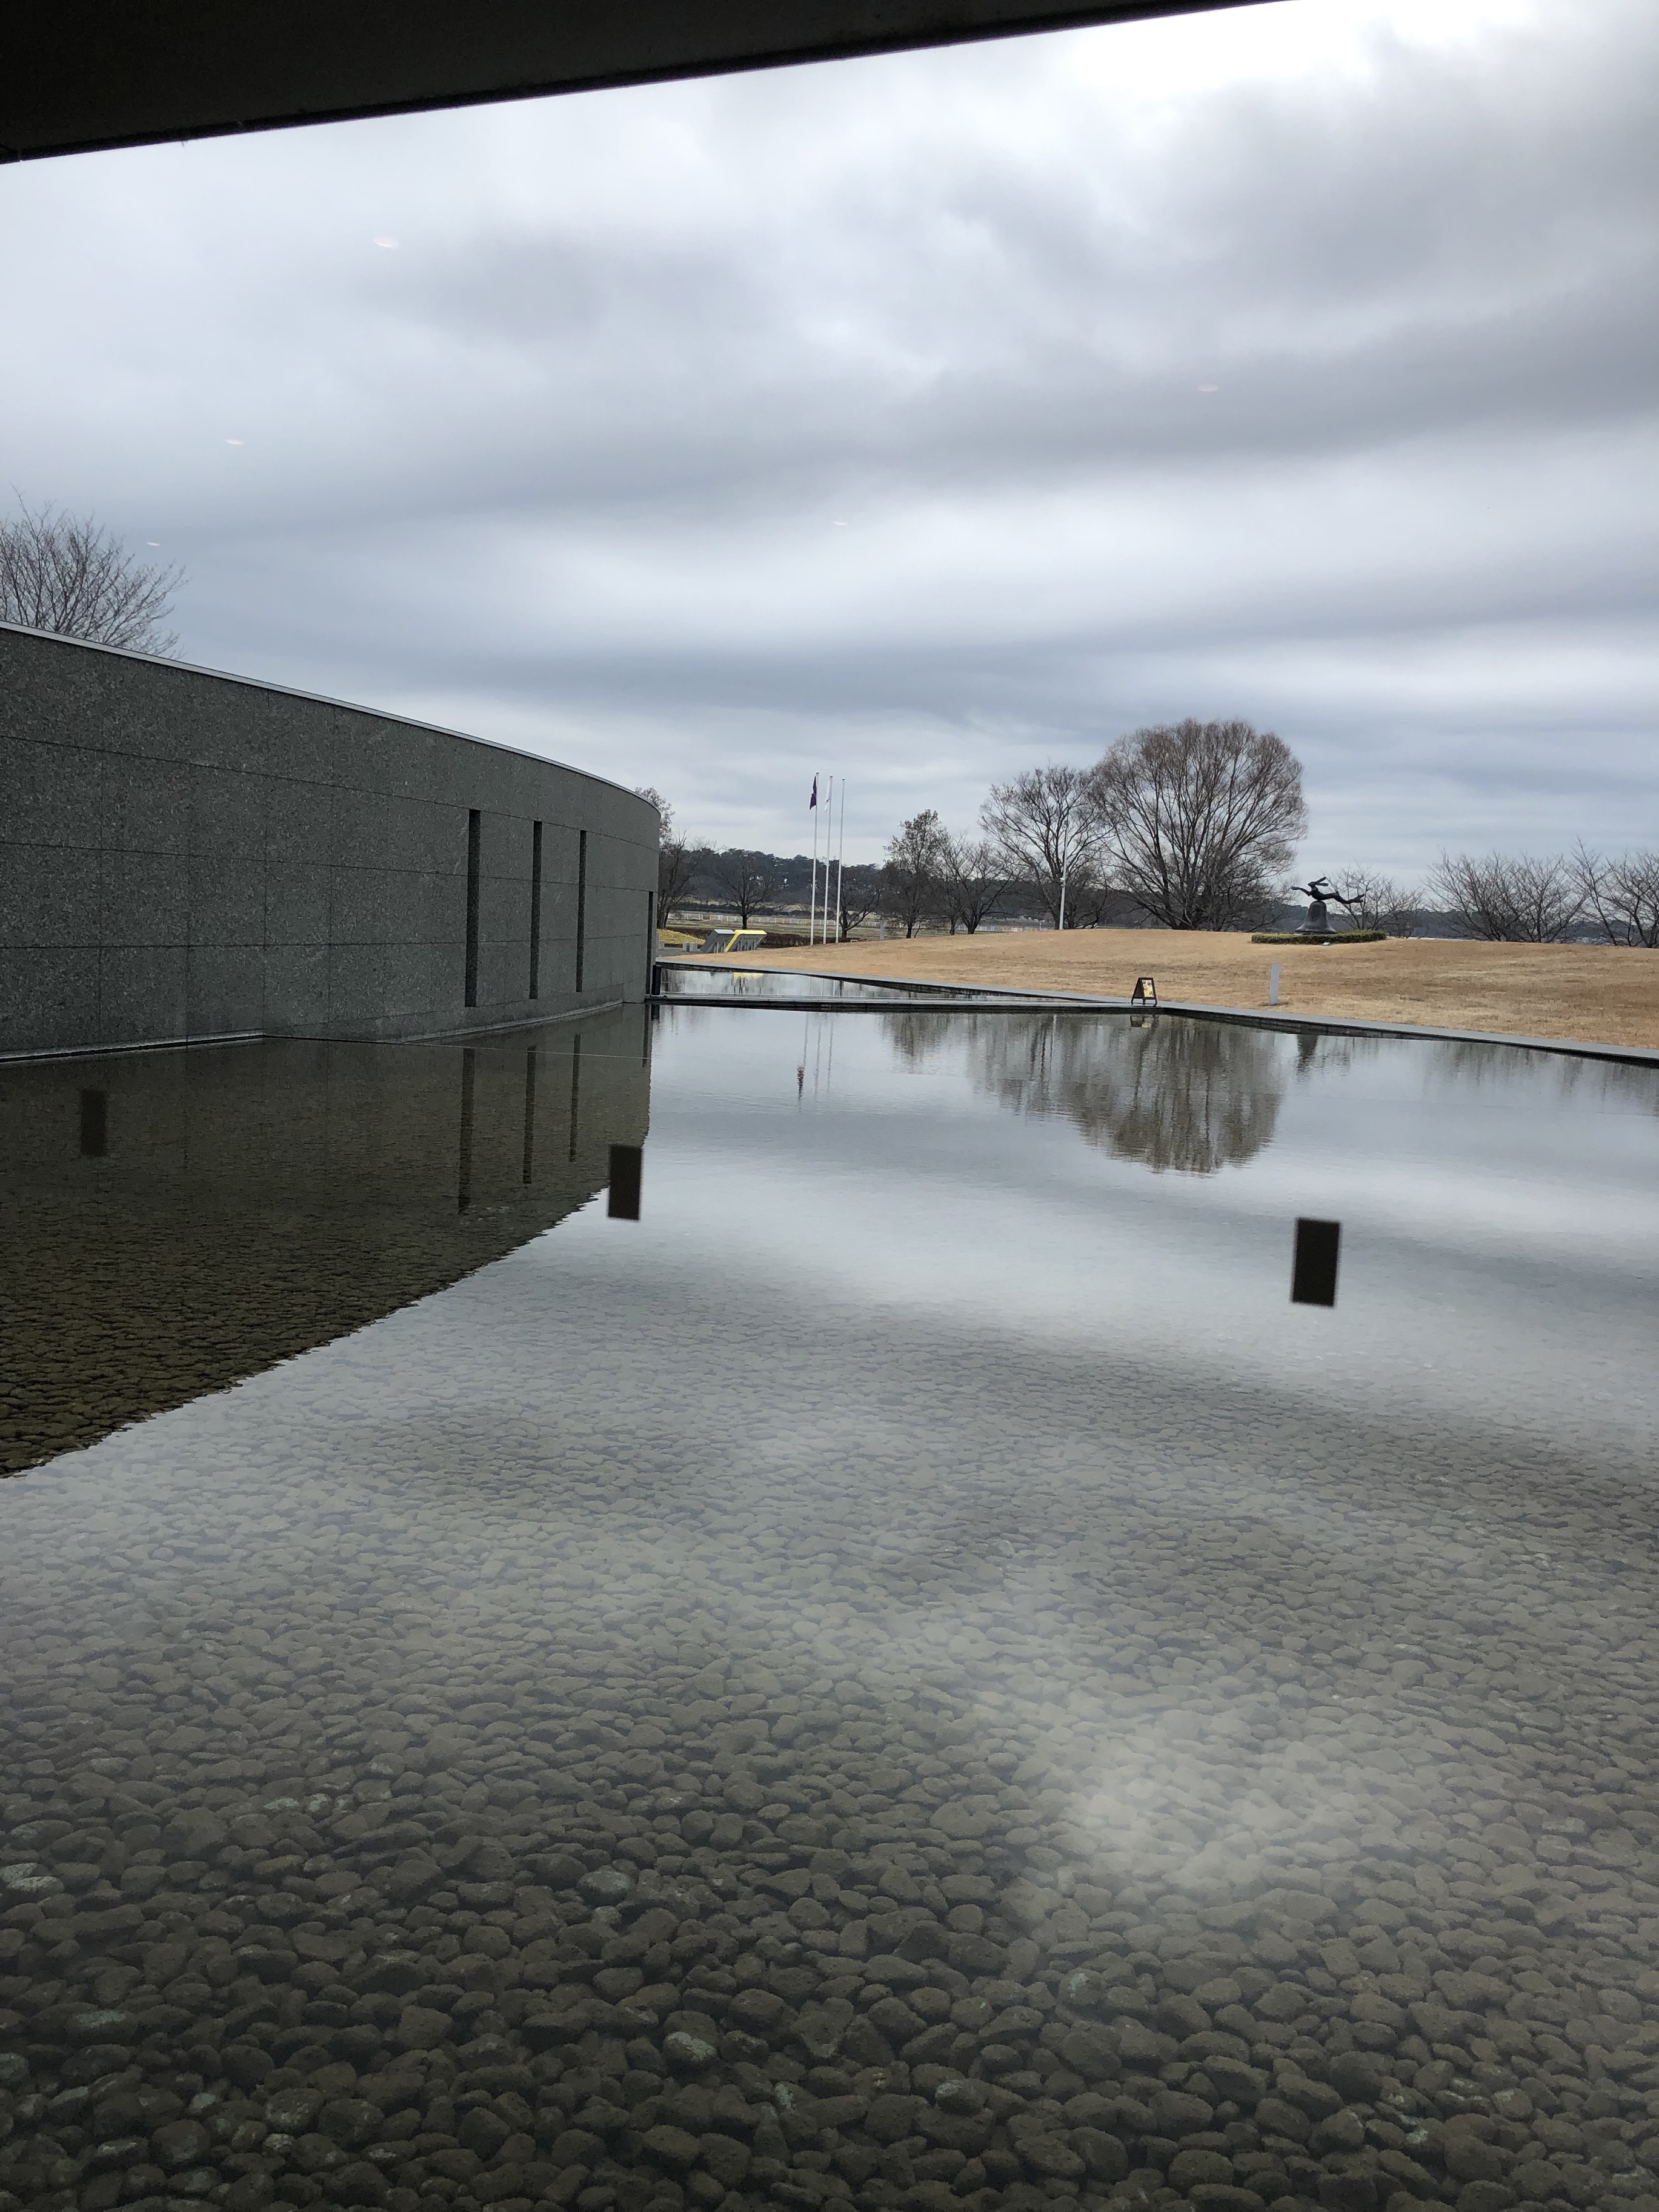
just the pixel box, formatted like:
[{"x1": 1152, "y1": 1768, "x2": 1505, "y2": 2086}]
[
  {"x1": 809, "y1": 782, "x2": 819, "y2": 945},
  {"x1": 823, "y1": 775, "x2": 833, "y2": 945},
  {"x1": 835, "y1": 780, "x2": 846, "y2": 945}
]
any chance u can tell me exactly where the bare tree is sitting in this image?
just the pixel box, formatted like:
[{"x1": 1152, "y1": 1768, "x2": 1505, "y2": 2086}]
[
  {"x1": 836, "y1": 862, "x2": 883, "y2": 942},
  {"x1": 658, "y1": 835, "x2": 693, "y2": 927},
  {"x1": 1088, "y1": 719, "x2": 1305, "y2": 931},
  {"x1": 1426, "y1": 851, "x2": 1584, "y2": 942},
  {"x1": 636, "y1": 788, "x2": 693, "y2": 928},
  {"x1": 937, "y1": 834, "x2": 1005, "y2": 935},
  {"x1": 1058, "y1": 862, "x2": 1119, "y2": 929},
  {"x1": 1, "y1": 498, "x2": 184, "y2": 654},
  {"x1": 1574, "y1": 844, "x2": 1659, "y2": 949},
  {"x1": 1330, "y1": 868, "x2": 1422, "y2": 937},
  {"x1": 882, "y1": 809, "x2": 949, "y2": 937},
  {"x1": 980, "y1": 764, "x2": 1105, "y2": 929},
  {"x1": 698, "y1": 848, "x2": 779, "y2": 929}
]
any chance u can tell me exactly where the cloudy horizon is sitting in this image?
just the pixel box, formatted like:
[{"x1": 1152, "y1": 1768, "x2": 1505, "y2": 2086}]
[{"x1": 2, "y1": 0, "x2": 1654, "y2": 875}]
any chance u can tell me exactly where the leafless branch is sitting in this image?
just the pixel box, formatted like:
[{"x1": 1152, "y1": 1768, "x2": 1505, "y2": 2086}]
[
  {"x1": 695, "y1": 848, "x2": 778, "y2": 929},
  {"x1": 881, "y1": 809, "x2": 949, "y2": 937},
  {"x1": 1, "y1": 497, "x2": 184, "y2": 654},
  {"x1": 1329, "y1": 868, "x2": 1423, "y2": 936},
  {"x1": 979, "y1": 765, "x2": 1105, "y2": 928},
  {"x1": 835, "y1": 863, "x2": 884, "y2": 941},
  {"x1": 1573, "y1": 843, "x2": 1659, "y2": 949},
  {"x1": 636, "y1": 788, "x2": 694, "y2": 926},
  {"x1": 1088, "y1": 719, "x2": 1305, "y2": 931},
  {"x1": 937, "y1": 834, "x2": 1005, "y2": 935},
  {"x1": 1426, "y1": 851, "x2": 1584, "y2": 942}
]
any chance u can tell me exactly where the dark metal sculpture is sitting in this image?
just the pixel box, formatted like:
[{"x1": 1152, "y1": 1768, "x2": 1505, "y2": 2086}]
[{"x1": 1289, "y1": 876, "x2": 1361, "y2": 934}]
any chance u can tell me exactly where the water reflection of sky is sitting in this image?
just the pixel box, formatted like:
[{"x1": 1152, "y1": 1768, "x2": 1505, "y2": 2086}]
[
  {"x1": 643, "y1": 1007, "x2": 1658, "y2": 1460},
  {"x1": 3, "y1": 1004, "x2": 1657, "y2": 2212}
]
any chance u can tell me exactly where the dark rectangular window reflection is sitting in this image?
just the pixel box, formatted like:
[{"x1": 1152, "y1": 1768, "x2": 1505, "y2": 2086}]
[
  {"x1": 1292, "y1": 1217, "x2": 1341, "y2": 1306},
  {"x1": 568, "y1": 1034, "x2": 581, "y2": 1162},
  {"x1": 79, "y1": 1089, "x2": 108, "y2": 1157},
  {"x1": 522, "y1": 1046, "x2": 536, "y2": 1186},
  {"x1": 457, "y1": 1049, "x2": 476, "y2": 1214},
  {"x1": 464, "y1": 809, "x2": 482, "y2": 1009},
  {"x1": 529, "y1": 819, "x2": 543, "y2": 1000},
  {"x1": 575, "y1": 828, "x2": 588, "y2": 994},
  {"x1": 608, "y1": 1142, "x2": 642, "y2": 1221}
]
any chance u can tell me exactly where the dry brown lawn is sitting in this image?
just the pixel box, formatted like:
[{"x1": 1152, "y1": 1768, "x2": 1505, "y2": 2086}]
[{"x1": 683, "y1": 929, "x2": 1659, "y2": 1051}]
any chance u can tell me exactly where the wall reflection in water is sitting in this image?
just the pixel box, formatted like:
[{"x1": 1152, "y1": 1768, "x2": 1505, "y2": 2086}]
[{"x1": 0, "y1": 1009, "x2": 650, "y2": 1474}]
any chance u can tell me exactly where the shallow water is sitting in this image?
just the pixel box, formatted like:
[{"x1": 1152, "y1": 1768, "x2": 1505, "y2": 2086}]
[
  {"x1": 0, "y1": 1012, "x2": 651, "y2": 1473},
  {"x1": 2, "y1": 1007, "x2": 1657, "y2": 2212},
  {"x1": 656, "y1": 966, "x2": 1048, "y2": 1006}
]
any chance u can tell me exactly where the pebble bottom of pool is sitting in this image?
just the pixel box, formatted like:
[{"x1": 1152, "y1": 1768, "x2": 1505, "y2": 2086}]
[{"x1": 2, "y1": 1001, "x2": 1658, "y2": 2212}]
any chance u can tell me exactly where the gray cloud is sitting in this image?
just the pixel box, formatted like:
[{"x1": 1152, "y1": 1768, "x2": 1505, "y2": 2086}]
[{"x1": 1, "y1": 0, "x2": 1654, "y2": 872}]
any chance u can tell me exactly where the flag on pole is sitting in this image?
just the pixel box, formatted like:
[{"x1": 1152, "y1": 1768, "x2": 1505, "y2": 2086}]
[{"x1": 810, "y1": 776, "x2": 819, "y2": 809}]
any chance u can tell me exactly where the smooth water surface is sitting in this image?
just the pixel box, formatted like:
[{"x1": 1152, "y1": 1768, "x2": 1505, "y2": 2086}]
[
  {"x1": 0, "y1": 1012, "x2": 650, "y2": 1473},
  {"x1": 2, "y1": 1007, "x2": 1657, "y2": 2212},
  {"x1": 656, "y1": 966, "x2": 1052, "y2": 1006}
]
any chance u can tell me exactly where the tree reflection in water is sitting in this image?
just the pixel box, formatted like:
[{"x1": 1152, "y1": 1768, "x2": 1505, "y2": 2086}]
[{"x1": 885, "y1": 1009, "x2": 1287, "y2": 1175}]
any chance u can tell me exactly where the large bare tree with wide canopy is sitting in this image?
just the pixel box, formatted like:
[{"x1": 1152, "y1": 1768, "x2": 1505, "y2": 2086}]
[{"x1": 1089, "y1": 718, "x2": 1306, "y2": 931}]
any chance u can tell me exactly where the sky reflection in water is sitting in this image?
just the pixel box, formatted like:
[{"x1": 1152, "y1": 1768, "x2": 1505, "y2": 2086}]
[{"x1": 0, "y1": 1006, "x2": 1655, "y2": 2212}]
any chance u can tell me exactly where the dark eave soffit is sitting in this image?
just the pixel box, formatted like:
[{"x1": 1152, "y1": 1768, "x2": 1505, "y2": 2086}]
[{"x1": 2, "y1": 0, "x2": 1278, "y2": 165}]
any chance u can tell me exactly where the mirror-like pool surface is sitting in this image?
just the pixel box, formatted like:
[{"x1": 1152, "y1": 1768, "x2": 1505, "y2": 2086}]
[
  {"x1": 0, "y1": 1013, "x2": 650, "y2": 1474},
  {"x1": 657, "y1": 967, "x2": 1054, "y2": 1008},
  {"x1": 2, "y1": 1007, "x2": 1657, "y2": 2212}
]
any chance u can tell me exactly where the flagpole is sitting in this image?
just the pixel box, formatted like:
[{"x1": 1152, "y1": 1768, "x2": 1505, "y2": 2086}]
[
  {"x1": 835, "y1": 780, "x2": 846, "y2": 945},
  {"x1": 814, "y1": 779, "x2": 827, "y2": 942},
  {"x1": 823, "y1": 774, "x2": 833, "y2": 945}
]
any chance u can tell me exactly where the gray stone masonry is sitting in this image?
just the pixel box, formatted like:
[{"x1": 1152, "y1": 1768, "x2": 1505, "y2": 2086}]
[{"x1": 0, "y1": 620, "x2": 659, "y2": 1055}]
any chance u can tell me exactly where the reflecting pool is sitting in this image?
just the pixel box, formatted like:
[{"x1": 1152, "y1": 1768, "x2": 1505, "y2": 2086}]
[
  {"x1": 657, "y1": 966, "x2": 1054, "y2": 1007},
  {"x1": 2, "y1": 1006, "x2": 1657, "y2": 2212},
  {"x1": 0, "y1": 1012, "x2": 650, "y2": 1474}
]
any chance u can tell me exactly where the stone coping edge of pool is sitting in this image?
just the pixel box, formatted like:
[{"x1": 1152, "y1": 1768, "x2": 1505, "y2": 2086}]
[
  {"x1": 662, "y1": 959, "x2": 1659, "y2": 1070},
  {"x1": 660, "y1": 996, "x2": 1077, "y2": 1013}
]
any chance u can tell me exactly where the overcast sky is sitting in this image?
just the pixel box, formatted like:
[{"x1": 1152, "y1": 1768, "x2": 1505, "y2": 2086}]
[{"x1": 2, "y1": 0, "x2": 1654, "y2": 872}]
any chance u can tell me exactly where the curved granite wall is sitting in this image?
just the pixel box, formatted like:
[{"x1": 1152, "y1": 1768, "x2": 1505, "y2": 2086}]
[{"x1": 0, "y1": 622, "x2": 659, "y2": 1056}]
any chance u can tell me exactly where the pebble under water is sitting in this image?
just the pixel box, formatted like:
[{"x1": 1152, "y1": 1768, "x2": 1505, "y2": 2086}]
[{"x1": 2, "y1": 1003, "x2": 1658, "y2": 2212}]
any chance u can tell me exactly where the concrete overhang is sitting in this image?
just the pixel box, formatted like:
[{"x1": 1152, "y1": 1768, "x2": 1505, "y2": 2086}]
[{"x1": 2, "y1": 0, "x2": 1275, "y2": 164}]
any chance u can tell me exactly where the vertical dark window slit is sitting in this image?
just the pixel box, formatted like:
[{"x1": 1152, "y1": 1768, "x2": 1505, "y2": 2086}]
[
  {"x1": 575, "y1": 828, "x2": 588, "y2": 994},
  {"x1": 568, "y1": 1034, "x2": 582, "y2": 1162},
  {"x1": 464, "y1": 809, "x2": 482, "y2": 1009},
  {"x1": 529, "y1": 819, "x2": 543, "y2": 1000}
]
